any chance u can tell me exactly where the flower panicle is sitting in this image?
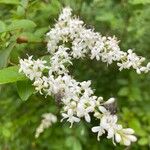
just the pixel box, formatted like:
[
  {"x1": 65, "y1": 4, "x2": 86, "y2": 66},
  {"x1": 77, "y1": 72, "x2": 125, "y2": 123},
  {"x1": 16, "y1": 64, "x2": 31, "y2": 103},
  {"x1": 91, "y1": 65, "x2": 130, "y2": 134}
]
[{"x1": 19, "y1": 7, "x2": 150, "y2": 146}]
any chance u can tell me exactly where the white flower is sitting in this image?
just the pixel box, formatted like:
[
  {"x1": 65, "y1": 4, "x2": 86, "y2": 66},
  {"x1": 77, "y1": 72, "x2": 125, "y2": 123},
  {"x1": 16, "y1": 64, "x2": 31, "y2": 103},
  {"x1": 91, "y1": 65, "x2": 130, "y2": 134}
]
[
  {"x1": 100, "y1": 115, "x2": 119, "y2": 137},
  {"x1": 77, "y1": 103, "x2": 93, "y2": 122},
  {"x1": 58, "y1": 7, "x2": 72, "y2": 21},
  {"x1": 61, "y1": 109, "x2": 80, "y2": 127},
  {"x1": 92, "y1": 125, "x2": 105, "y2": 141}
]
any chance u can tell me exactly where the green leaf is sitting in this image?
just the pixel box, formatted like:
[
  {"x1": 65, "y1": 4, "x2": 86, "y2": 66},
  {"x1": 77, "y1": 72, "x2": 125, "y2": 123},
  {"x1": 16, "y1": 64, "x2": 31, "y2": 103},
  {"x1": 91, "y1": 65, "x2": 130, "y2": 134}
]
[
  {"x1": 118, "y1": 87, "x2": 129, "y2": 96},
  {"x1": 19, "y1": 32, "x2": 41, "y2": 42},
  {"x1": 129, "y1": 0, "x2": 150, "y2": 4},
  {"x1": 129, "y1": 118, "x2": 146, "y2": 137},
  {"x1": 2, "y1": 19, "x2": 36, "y2": 33},
  {"x1": 0, "y1": 20, "x2": 6, "y2": 33},
  {"x1": 20, "y1": 0, "x2": 28, "y2": 8},
  {"x1": 17, "y1": 80, "x2": 34, "y2": 101},
  {"x1": 2, "y1": 127, "x2": 11, "y2": 138},
  {"x1": 96, "y1": 12, "x2": 114, "y2": 22},
  {"x1": 0, "y1": 0, "x2": 19, "y2": 5},
  {"x1": 34, "y1": 27, "x2": 48, "y2": 37},
  {"x1": 66, "y1": 136, "x2": 82, "y2": 150},
  {"x1": 138, "y1": 137, "x2": 149, "y2": 145},
  {"x1": 73, "y1": 139, "x2": 82, "y2": 150},
  {"x1": 0, "y1": 43, "x2": 15, "y2": 69},
  {"x1": 0, "y1": 66, "x2": 27, "y2": 84},
  {"x1": 16, "y1": 6, "x2": 25, "y2": 17}
]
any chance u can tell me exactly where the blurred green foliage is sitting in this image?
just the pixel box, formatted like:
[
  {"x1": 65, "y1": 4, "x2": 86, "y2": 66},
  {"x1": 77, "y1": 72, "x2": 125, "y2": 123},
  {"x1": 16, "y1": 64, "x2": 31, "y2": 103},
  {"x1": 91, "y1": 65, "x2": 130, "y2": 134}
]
[{"x1": 0, "y1": 0, "x2": 150, "y2": 149}]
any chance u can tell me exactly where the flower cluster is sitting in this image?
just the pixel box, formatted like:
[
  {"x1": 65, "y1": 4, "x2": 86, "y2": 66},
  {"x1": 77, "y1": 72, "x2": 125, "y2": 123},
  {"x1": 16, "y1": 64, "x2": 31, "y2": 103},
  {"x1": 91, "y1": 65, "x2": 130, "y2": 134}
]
[
  {"x1": 19, "y1": 56, "x2": 47, "y2": 81},
  {"x1": 92, "y1": 101, "x2": 137, "y2": 146},
  {"x1": 46, "y1": 7, "x2": 150, "y2": 74},
  {"x1": 35, "y1": 113, "x2": 57, "y2": 138},
  {"x1": 19, "y1": 7, "x2": 150, "y2": 146}
]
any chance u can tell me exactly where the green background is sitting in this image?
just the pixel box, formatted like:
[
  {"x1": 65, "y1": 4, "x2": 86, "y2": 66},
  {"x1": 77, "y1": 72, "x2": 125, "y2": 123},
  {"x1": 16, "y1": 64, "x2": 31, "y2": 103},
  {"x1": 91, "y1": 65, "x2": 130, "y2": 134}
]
[{"x1": 0, "y1": 0, "x2": 150, "y2": 149}]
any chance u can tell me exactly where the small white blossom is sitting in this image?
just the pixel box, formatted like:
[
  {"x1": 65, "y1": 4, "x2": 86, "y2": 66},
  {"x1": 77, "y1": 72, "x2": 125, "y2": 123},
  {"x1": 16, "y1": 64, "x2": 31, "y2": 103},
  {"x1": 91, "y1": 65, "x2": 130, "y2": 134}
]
[
  {"x1": 92, "y1": 126, "x2": 105, "y2": 141},
  {"x1": 58, "y1": 7, "x2": 72, "y2": 21},
  {"x1": 61, "y1": 109, "x2": 80, "y2": 127},
  {"x1": 77, "y1": 103, "x2": 92, "y2": 122}
]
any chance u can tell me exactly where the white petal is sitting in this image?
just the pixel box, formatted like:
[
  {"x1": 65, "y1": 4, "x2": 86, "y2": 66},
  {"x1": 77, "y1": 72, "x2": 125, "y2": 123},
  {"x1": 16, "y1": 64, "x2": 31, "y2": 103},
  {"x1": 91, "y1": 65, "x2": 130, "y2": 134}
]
[
  {"x1": 122, "y1": 128, "x2": 135, "y2": 134},
  {"x1": 85, "y1": 114, "x2": 91, "y2": 122},
  {"x1": 68, "y1": 109, "x2": 73, "y2": 116},
  {"x1": 73, "y1": 116, "x2": 80, "y2": 123},
  {"x1": 112, "y1": 115, "x2": 118, "y2": 123},
  {"x1": 122, "y1": 138, "x2": 131, "y2": 146},
  {"x1": 86, "y1": 106, "x2": 94, "y2": 112},
  {"x1": 104, "y1": 98, "x2": 115, "y2": 104},
  {"x1": 97, "y1": 128, "x2": 105, "y2": 141},
  {"x1": 92, "y1": 126, "x2": 101, "y2": 133},
  {"x1": 107, "y1": 128, "x2": 114, "y2": 139},
  {"x1": 127, "y1": 135, "x2": 137, "y2": 142},
  {"x1": 115, "y1": 133, "x2": 121, "y2": 143},
  {"x1": 99, "y1": 106, "x2": 107, "y2": 113},
  {"x1": 62, "y1": 113, "x2": 68, "y2": 118}
]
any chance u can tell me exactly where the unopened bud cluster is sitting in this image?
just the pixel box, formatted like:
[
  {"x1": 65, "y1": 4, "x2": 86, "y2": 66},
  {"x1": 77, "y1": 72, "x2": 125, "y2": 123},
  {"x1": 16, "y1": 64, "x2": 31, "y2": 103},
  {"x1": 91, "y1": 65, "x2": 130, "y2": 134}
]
[{"x1": 35, "y1": 113, "x2": 57, "y2": 138}]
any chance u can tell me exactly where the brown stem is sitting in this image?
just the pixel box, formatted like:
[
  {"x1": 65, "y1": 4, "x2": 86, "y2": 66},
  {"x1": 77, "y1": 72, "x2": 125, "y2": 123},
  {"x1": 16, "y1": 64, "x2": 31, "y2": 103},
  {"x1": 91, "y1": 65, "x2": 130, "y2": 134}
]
[
  {"x1": 16, "y1": 36, "x2": 28, "y2": 44},
  {"x1": 16, "y1": 36, "x2": 47, "y2": 45}
]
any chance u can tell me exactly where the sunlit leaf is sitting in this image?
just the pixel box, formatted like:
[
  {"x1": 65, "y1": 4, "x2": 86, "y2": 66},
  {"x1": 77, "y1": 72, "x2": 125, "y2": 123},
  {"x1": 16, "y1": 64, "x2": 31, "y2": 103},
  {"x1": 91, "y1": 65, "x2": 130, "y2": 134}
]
[
  {"x1": 118, "y1": 87, "x2": 129, "y2": 96},
  {"x1": 0, "y1": 20, "x2": 6, "y2": 33},
  {"x1": 2, "y1": 19, "x2": 37, "y2": 33},
  {"x1": 17, "y1": 80, "x2": 35, "y2": 101},
  {"x1": 129, "y1": 0, "x2": 150, "y2": 4},
  {"x1": 138, "y1": 137, "x2": 148, "y2": 145},
  {"x1": 0, "y1": 0, "x2": 19, "y2": 5},
  {"x1": 0, "y1": 66, "x2": 27, "y2": 84},
  {"x1": 0, "y1": 43, "x2": 15, "y2": 69}
]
